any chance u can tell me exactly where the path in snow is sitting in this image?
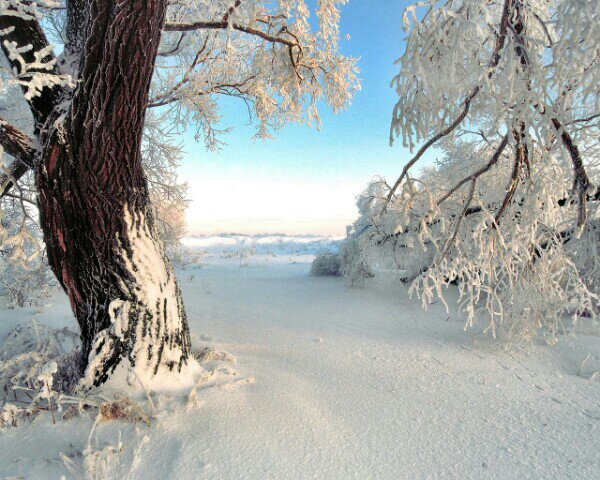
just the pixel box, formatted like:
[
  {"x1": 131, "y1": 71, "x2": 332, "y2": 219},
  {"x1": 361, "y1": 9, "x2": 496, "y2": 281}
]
[{"x1": 0, "y1": 259, "x2": 599, "y2": 479}]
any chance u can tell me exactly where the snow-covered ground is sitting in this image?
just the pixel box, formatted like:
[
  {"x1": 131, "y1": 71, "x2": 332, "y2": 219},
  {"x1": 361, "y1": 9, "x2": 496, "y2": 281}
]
[
  {"x1": 181, "y1": 233, "x2": 343, "y2": 265},
  {"x1": 1, "y1": 235, "x2": 599, "y2": 479}
]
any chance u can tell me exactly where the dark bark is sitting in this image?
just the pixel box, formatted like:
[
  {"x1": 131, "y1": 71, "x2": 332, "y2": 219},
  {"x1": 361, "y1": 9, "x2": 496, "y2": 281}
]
[
  {"x1": 551, "y1": 117, "x2": 590, "y2": 228},
  {"x1": 36, "y1": 0, "x2": 194, "y2": 388},
  {"x1": 0, "y1": 118, "x2": 39, "y2": 196},
  {"x1": 63, "y1": 0, "x2": 91, "y2": 76}
]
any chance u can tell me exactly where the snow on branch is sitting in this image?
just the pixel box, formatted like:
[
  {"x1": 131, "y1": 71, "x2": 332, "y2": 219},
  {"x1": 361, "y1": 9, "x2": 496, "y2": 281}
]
[
  {"x1": 154, "y1": 0, "x2": 359, "y2": 146},
  {"x1": 0, "y1": 0, "x2": 70, "y2": 123},
  {"x1": 2, "y1": 40, "x2": 72, "y2": 100},
  {"x1": 339, "y1": 0, "x2": 600, "y2": 342},
  {"x1": 0, "y1": 0, "x2": 60, "y2": 21},
  {"x1": 164, "y1": 20, "x2": 299, "y2": 48}
]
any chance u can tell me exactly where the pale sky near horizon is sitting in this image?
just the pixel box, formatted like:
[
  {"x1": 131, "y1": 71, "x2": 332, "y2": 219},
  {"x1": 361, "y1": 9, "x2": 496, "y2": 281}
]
[{"x1": 180, "y1": 0, "x2": 435, "y2": 236}]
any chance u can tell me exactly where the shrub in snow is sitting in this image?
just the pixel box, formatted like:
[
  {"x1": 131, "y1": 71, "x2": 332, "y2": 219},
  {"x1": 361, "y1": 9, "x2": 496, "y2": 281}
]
[
  {"x1": 0, "y1": 321, "x2": 85, "y2": 428},
  {"x1": 311, "y1": 250, "x2": 342, "y2": 277},
  {"x1": 0, "y1": 321, "x2": 83, "y2": 394},
  {"x1": 0, "y1": 319, "x2": 153, "y2": 432},
  {"x1": 338, "y1": 237, "x2": 374, "y2": 286},
  {"x1": 0, "y1": 320, "x2": 244, "y2": 431}
]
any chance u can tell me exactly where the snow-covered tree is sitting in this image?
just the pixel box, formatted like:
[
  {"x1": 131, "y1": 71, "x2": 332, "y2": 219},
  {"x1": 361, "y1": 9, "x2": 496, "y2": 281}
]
[
  {"x1": 0, "y1": 0, "x2": 358, "y2": 389},
  {"x1": 341, "y1": 0, "x2": 599, "y2": 341},
  {"x1": 1, "y1": 83, "x2": 188, "y2": 308}
]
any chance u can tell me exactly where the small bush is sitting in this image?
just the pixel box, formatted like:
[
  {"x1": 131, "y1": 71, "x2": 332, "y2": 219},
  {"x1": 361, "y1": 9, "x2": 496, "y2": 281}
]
[
  {"x1": 0, "y1": 321, "x2": 84, "y2": 429},
  {"x1": 311, "y1": 250, "x2": 342, "y2": 277}
]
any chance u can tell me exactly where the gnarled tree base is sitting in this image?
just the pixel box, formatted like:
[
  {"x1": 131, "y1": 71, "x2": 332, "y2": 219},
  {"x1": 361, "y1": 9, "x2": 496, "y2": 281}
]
[{"x1": 77, "y1": 206, "x2": 200, "y2": 391}]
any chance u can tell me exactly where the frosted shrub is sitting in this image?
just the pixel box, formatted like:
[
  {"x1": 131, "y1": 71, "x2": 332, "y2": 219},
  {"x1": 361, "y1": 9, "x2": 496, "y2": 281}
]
[
  {"x1": 338, "y1": 236, "x2": 374, "y2": 286},
  {"x1": 0, "y1": 321, "x2": 84, "y2": 428},
  {"x1": 0, "y1": 320, "x2": 150, "y2": 432},
  {"x1": 0, "y1": 321, "x2": 83, "y2": 394},
  {"x1": 311, "y1": 250, "x2": 342, "y2": 277},
  {"x1": 342, "y1": 0, "x2": 599, "y2": 341}
]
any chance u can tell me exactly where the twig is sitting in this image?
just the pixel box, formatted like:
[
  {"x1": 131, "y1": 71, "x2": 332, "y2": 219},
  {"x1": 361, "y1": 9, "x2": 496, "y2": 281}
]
[
  {"x1": 437, "y1": 135, "x2": 509, "y2": 206},
  {"x1": 493, "y1": 129, "x2": 525, "y2": 227},
  {"x1": 439, "y1": 179, "x2": 477, "y2": 261}
]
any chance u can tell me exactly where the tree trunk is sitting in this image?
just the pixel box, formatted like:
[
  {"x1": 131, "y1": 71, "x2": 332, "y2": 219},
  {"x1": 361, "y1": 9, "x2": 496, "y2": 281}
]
[{"x1": 36, "y1": 0, "x2": 197, "y2": 390}]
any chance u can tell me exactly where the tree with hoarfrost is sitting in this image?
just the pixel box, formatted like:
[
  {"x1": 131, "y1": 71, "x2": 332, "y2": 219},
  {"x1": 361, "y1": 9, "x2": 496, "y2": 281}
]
[
  {"x1": 341, "y1": 0, "x2": 599, "y2": 340},
  {"x1": 0, "y1": 0, "x2": 358, "y2": 389}
]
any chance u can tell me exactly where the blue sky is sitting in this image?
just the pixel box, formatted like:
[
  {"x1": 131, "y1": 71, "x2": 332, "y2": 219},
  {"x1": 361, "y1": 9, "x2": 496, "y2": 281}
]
[{"x1": 180, "y1": 0, "x2": 434, "y2": 236}]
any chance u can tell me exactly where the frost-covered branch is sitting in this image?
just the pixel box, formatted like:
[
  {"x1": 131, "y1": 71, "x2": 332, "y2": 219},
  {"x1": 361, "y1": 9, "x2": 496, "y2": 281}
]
[
  {"x1": 383, "y1": 0, "x2": 516, "y2": 212},
  {"x1": 0, "y1": 1, "x2": 68, "y2": 125},
  {"x1": 383, "y1": 88, "x2": 479, "y2": 213},
  {"x1": 339, "y1": 0, "x2": 600, "y2": 342},
  {"x1": 164, "y1": 20, "x2": 298, "y2": 48},
  {"x1": 438, "y1": 135, "x2": 509, "y2": 206},
  {"x1": 155, "y1": 0, "x2": 359, "y2": 143},
  {"x1": 61, "y1": 0, "x2": 88, "y2": 77},
  {"x1": 551, "y1": 117, "x2": 591, "y2": 230}
]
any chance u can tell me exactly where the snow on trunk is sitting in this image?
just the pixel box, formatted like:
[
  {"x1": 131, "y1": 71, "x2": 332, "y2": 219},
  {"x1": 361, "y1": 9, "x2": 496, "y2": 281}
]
[{"x1": 82, "y1": 204, "x2": 200, "y2": 392}]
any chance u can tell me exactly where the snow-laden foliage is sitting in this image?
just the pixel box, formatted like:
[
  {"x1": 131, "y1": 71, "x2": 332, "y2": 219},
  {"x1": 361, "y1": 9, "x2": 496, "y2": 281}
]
[
  {"x1": 3, "y1": 39, "x2": 73, "y2": 100},
  {"x1": 142, "y1": 110, "x2": 189, "y2": 254},
  {"x1": 0, "y1": 257, "x2": 54, "y2": 307},
  {"x1": 0, "y1": 1, "x2": 73, "y2": 98},
  {"x1": 0, "y1": 137, "x2": 54, "y2": 307},
  {"x1": 157, "y1": 0, "x2": 359, "y2": 145},
  {"x1": 342, "y1": 0, "x2": 599, "y2": 341}
]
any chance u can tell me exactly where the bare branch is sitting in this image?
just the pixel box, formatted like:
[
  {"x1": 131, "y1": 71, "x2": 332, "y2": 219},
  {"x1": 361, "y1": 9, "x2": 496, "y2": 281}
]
[
  {"x1": 1, "y1": 161, "x2": 31, "y2": 198},
  {"x1": 383, "y1": 87, "x2": 480, "y2": 213},
  {"x1": 158, "y1": 32, "x2": 187, "y2": 57},
  {"x1": 494, "y1": 130, "x2": 525, "y2": 226},
  {"x1": 149, "y1": 35, "x2": 211, "y2": 108},
  {"x1": 439, "y1": 179, "x2": 477, "y2": 261},
  {"x1": 568, "y1": 113, "x2": 600, "y2": 125},
  {"x1": 533, "y1": 12, "x2": 554, "y2": 46},
  {"x1": 222, "y1": 1, "x2": 243, "y2": 23}
]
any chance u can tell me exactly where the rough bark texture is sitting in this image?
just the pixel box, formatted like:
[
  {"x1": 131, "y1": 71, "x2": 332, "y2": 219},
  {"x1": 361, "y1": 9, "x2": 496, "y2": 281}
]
[
  {"x1": 63, "y1": 0, "x2": 91, "y2": 76},
  {"x1": 36, "y1": 0, "x2": 194, "y2": 388},
  {"x1": 0, "y1": 118, "x2": 38, "y2": 196}
]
